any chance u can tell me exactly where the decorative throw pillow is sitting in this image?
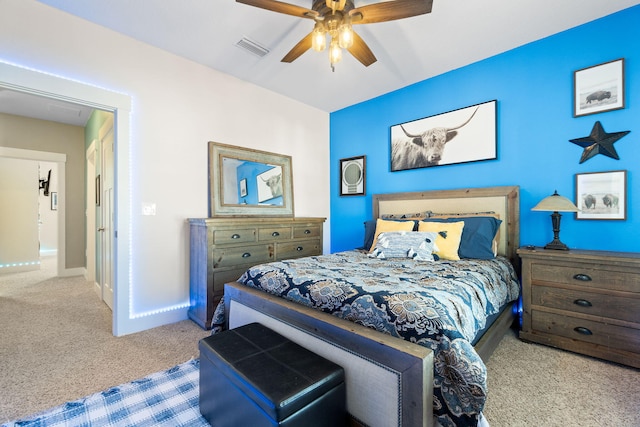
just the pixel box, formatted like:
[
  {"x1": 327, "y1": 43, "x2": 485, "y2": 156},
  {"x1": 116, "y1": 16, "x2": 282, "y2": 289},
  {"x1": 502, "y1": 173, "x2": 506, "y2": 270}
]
[
  {"x1": 369, "y1": 231, "x2": 439, "y2": 261},
  {"x1": 426, "y1": 216, "x2": 502, "y2": 259},
  {"x1": 367, "y1": 218, "x2": 416, "y2": 252},
  {"x1": 417, "y1": 221, "x2": 465, "y2": 260}
]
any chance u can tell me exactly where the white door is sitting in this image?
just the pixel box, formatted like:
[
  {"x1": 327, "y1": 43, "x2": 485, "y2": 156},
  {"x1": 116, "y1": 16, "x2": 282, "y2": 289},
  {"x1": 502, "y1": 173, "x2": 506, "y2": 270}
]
[
  {"x1": 86, "y1": 141, "x2": 96, "y2": 290},
  {"x1": 99, "y1": 116, "x2": 114, "y2": 310}
]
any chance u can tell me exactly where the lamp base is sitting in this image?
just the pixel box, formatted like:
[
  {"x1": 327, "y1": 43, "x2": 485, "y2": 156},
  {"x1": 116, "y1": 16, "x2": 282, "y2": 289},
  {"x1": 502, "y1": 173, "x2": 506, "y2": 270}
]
[{"x1": 544, "y1": 239, "x2": 570, "y2": 250}]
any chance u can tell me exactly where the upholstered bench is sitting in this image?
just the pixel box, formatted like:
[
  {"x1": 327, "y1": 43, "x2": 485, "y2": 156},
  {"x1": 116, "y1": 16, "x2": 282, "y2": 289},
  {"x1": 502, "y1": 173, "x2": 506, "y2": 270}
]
[{"x1": 199, "y1": 322, "x2": 346, "y2": 427}]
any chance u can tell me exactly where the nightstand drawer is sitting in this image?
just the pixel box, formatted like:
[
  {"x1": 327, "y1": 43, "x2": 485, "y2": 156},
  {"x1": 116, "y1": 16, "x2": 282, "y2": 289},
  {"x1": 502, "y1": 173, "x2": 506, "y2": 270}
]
[
  {"x1": 532, "y1": 310, "x2": 640, "y2": 354},
  {"x1": 212, "y1": 245, "x2": 274, "y2": 268},
  {"x1": 531, "y1": 263, "x2": 640, "y2": 293},
  {"x1": 277, "y1": 239, "x2": 321, "y2": 260},
  {"x1": 532, "y1": 285, "x2": 640, "y2": 324}
]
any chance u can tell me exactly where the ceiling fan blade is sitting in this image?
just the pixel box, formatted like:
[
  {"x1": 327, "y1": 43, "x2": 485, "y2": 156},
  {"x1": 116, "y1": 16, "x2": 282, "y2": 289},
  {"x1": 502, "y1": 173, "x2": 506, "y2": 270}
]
[
  {"x1": 236, "y1": 0, "x2": 318, "y2": 19},
  {"x1": 350, "y1": 0, "x2": 433, "y2": 24},
  {"x1": 281, "y1": 32, "x2": 313, "y2": 63},
  {"x1": 347, "y1": 32, "x2": 377, "y2": 67}
]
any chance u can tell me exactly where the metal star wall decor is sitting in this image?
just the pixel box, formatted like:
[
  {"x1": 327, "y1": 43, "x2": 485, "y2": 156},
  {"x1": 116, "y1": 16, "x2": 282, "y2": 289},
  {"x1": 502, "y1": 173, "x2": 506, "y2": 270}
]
[{"x1": 569, "y1": 121, "x2": 629, "y2": 163}]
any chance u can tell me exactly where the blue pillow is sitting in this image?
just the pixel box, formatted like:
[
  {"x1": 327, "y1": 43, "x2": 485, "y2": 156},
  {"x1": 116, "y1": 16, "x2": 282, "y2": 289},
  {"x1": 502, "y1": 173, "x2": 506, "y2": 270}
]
[{"x1": 422, "y1": 216, "x2": 501, "y2": 259}]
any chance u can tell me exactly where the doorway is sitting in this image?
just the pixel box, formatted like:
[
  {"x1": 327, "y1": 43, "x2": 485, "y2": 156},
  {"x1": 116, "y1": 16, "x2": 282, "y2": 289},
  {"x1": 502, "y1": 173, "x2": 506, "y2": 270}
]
[{"x1": 1, "y1": 60, "x2": 132, "y2": 335}]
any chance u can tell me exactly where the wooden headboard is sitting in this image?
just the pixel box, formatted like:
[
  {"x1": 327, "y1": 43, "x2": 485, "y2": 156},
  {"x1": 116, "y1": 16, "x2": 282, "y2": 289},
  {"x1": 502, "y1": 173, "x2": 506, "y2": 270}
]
[{"x1": 373, "y1": 186, "x2": 520, "y2": 268}]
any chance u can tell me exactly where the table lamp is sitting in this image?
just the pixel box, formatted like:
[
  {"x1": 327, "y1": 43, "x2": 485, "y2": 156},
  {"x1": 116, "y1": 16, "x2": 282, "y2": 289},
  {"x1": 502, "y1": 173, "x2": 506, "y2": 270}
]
[{"x1": 531, "y1": 190, "x2": 579, "y2": 250}]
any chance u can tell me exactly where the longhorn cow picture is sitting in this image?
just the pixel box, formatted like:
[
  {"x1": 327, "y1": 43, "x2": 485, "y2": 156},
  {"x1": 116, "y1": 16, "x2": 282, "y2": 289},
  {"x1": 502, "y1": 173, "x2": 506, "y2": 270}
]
[
  {"x1": 257, "y1": 166, "x2": 283, "y2": 203},
  {"x1": 390, "y1": 100, "x2": 497, "y2": 172}
]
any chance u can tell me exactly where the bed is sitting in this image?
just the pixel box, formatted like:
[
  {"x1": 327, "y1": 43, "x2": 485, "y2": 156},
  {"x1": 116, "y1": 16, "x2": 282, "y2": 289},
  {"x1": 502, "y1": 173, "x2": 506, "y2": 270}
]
[{"x1": 213, "y1": 186, "x2": 521, "y2": 427}]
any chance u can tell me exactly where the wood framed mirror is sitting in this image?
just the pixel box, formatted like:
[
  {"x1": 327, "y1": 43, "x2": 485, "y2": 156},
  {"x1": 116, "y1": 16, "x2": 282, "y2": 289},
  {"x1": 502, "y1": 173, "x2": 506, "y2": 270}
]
[{"x1": 209, "y1": 142, "x2": 294, "y2": 217}]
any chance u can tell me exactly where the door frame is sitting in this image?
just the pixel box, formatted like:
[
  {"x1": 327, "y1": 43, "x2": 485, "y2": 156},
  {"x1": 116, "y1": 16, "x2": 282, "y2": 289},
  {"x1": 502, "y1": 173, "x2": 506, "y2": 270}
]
[
  {"x1": 98, "y1": 115, "x2": 114, "y2": 309},
  {"x1": 0, "y1": 60, "x2": 132, "y2": 336}
]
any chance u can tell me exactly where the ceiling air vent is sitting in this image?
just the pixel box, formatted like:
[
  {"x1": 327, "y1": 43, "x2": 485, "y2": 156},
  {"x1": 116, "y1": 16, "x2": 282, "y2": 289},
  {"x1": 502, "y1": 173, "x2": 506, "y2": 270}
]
[{"x1": 236, "y1": 37, "x2": 270, "y2": 58}]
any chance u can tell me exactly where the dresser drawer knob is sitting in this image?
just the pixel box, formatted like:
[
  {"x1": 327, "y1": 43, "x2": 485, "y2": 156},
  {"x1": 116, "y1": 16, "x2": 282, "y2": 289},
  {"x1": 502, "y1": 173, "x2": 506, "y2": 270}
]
[
  {"x1": 231, "y1": 234, "x2": 241, "y2": 239},
  {"x1": 573, "y1": 299, "x2": 592, "y2": 308},
  {"x1": 304, "y1": 229, "x2": 311, "y2": 234},
  {"x1": 296, "y1": 246, "x2": 303, "y2": 251},
  {"x1": 242, "y1": 252, "x2": 251, "y2": 258},
  {"x1": 272, "y1": 231, "x2": 280, "y2": 237},
  {"x1": 573, "y1": 326, "x2": 593, "y2": 336},
  {"x1": 573, "y1": 273, "x2": 592, "y2": 282}
]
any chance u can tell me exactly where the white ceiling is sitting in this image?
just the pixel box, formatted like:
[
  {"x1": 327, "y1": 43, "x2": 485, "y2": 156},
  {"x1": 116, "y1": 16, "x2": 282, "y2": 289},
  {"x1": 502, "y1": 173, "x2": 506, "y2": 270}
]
[
  {"x1": 4, "y1": 0, "x2": 640, "y2": 126},
  {"x1": 0, "y1": 88, "x2": 94, "y2": 127}
]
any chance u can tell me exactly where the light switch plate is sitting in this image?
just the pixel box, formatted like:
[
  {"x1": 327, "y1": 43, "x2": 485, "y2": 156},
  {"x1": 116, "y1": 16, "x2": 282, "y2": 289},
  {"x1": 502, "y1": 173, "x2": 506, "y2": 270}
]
[{"x1": 142, "y1": 203, "x2": 156, "y2": 216}]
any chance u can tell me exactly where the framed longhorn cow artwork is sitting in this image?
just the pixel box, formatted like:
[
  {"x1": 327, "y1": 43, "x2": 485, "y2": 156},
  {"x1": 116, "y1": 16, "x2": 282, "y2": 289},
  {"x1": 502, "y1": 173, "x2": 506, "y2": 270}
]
[
  {"x1": 575, "y1": 170, "x2": 626, "y2": 220},
  {"x1": 257, "y1": 167, "x2": 283, "y2": 203},
  {"x1": 390, "y1": 100, "x2": 497, "y2": 172},
  {"x1": 574, "y1": 58, "x2": 625, "y2": 117}
]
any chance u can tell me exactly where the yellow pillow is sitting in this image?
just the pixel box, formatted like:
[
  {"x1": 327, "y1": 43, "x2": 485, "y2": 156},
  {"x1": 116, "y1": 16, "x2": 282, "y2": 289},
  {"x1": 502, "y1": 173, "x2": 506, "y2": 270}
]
[
  {"x1": 368, "y1": 219, "x2": 415, "y2": 252},
  {"x1": 417, "y1": 221, "x2": 464, "y2": 260}
]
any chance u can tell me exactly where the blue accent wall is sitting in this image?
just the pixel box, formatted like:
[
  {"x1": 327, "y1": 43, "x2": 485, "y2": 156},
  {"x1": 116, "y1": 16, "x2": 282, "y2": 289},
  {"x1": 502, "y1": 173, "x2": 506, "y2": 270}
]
[{"x1": 330, "y1": 5, "x2": 640, "y2": 253}]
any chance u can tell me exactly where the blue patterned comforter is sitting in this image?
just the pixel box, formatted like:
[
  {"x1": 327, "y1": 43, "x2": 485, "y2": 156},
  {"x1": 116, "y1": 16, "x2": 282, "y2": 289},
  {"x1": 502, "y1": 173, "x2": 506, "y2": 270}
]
[{"x1": 217, "y1": 250, "x2": 520, "y2": 427}]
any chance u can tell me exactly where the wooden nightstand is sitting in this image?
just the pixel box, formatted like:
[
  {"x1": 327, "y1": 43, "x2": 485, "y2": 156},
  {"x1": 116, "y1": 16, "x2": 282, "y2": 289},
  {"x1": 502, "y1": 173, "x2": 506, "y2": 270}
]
[{"x1": 518, "y1": 247, "x2": 640, "y2": 368}]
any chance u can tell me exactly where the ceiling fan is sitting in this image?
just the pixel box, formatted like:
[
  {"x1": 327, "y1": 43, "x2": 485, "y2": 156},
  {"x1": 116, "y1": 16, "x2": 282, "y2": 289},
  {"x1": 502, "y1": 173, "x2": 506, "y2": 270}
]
[{"x1": 236, "y1": 0, "x2": 433, "y2": 70}]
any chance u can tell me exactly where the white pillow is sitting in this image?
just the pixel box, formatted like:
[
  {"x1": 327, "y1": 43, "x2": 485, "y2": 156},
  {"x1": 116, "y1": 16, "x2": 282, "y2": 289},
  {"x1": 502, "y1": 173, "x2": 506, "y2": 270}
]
[{"x1": 369, "y1": 231, "x2": 439, "y2": 261}]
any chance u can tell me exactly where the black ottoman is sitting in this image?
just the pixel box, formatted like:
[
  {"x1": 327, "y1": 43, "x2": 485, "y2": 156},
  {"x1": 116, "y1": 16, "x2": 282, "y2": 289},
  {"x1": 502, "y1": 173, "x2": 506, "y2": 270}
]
[{"x1": 199, "y1": 322, "x2": 346, "y2": 427}]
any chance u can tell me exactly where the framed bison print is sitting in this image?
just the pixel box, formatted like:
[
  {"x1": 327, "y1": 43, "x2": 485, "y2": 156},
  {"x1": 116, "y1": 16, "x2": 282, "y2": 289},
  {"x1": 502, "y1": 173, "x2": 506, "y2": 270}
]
[
  {"x1": 574, "y1": 58, "x2": 624, "y2": 117},
  {"x1": 575, "y1": 170, "x2": 626, "y2": 220},
  {"x1": 340, "y1": 155, "x2": 366, "y2": 196},
  {"x1": 390, "y1": 100, "x2": 497, "y2": 172}
]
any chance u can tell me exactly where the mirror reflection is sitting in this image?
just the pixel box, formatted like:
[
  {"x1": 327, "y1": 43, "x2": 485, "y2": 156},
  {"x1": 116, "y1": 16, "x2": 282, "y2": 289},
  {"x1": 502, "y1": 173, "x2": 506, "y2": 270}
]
[
  {"x1": 209, "y1": 142, "x2": 293, "y2": 217},
  {"x1": 221, "y1": 157, "x2": 283, "y2": 206}
]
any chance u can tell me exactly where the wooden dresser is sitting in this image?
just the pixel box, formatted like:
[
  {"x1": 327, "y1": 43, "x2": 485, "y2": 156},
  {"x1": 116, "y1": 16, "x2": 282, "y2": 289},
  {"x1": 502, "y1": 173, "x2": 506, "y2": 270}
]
[
  {"x1": 188, "y1": 217, "x2": 325, "y2": 329},
  {"x1": 518, "y1": 247, "x2": 640, "y2": 368}
]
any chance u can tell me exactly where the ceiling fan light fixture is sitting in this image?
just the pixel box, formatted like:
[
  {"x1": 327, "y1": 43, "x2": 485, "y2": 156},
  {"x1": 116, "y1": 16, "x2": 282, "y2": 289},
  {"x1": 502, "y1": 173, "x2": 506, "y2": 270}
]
[
  {"x1": 240, "y1": 0, "x2": 433, "y2": 68},
  {"x1": 338, "y1": 19, "x2": 353, "y2": 49},
  {"x1": 329, "y1": 39, "x2": 342, "y2": 65},
  {"x1": 312, "y1": 22, "x2": 327, "y2": 52}
]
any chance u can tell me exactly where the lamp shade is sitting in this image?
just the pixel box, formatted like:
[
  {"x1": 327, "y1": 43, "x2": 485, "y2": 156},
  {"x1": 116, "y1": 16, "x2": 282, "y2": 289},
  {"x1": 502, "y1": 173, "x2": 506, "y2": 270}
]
[{"x1": 532, "y1": 191, "x2": 579, "y2": 212}]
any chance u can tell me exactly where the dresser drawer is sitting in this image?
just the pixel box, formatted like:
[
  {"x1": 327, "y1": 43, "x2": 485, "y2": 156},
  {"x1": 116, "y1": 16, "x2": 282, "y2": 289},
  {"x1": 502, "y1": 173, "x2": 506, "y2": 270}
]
[
  {"x1": 277, "y1": 239, "x2": 321, "y2": 260},
  {"x1": 532, "y1": 285, "x2": 640, "y2": 324},
  {"x1": 531, "y1": 262, "x2": 640, "y2": 293},
  {"x1": 213, "y1": 267, "x2": 251, "y2": 295},
  {"x1": 212, "y1": 245, "x2": 274, "y2": 268},
  {"x1": 258, "y1": 226, "x2": 292, "y2": 241},
  {"x1": 213, "y1": 228, "x2": 256, "y2": 245},
  {"x1": 532, "y1": 310, "x2": 640, "y2": 354},
  {"x1": 293, "y1": 225, "x2": 321, "y2": 239}
]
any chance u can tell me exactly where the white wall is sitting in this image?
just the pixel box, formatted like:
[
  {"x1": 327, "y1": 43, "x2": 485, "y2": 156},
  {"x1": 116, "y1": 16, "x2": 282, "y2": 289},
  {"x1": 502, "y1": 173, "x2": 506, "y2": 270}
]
[
  {"x1": 0, "y1": 0, "x2": 330, "y2": 334},
  {"x1": 0, "y1": 157, "x2": 39, "y2": 272}
]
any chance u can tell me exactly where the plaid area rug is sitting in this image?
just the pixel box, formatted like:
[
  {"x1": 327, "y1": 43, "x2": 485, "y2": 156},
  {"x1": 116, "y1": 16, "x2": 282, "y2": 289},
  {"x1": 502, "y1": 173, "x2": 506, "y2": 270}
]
[{"x1": 2, "y1": 360, "x2": 209, "y2": 427}]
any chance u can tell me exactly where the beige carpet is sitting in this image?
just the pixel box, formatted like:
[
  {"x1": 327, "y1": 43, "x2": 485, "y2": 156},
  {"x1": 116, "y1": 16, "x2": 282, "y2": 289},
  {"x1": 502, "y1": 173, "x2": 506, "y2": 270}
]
[
  {"x1": 1, "y1": 257, "x2": 638, "y2": 426},
  {"x1": 484, "y1": 329, "x2": 640, "y2": 427},
  {"x1": 0, "y1": 257, "x2": 209, "y2": 423}
]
